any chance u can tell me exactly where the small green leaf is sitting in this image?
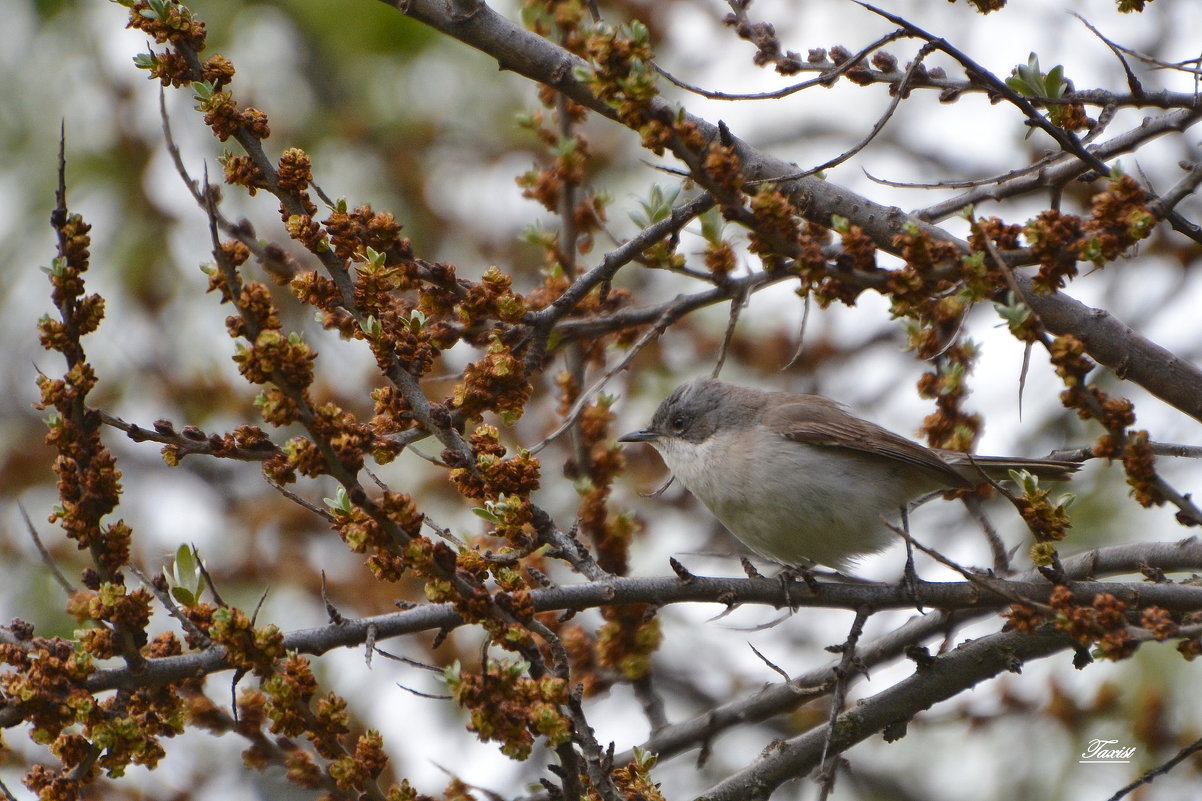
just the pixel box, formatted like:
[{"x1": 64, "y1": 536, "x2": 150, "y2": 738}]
[
  {"x1": 473, "y1": 506, "x2": 501, "y2": 524},
  {"x1": 1045, "y1": 64, "x2": 1066, "y2": 98},
  {"x1": 631, "y1": 745, "x2": 657, "y2": 769},
  {"x1": 630, "y1": 184, "x2": 679, "y2": 228},
  {"x1": 166, "y1": 544, "x2": 204, "y2": 606},
  {"x1": 363, "y1": 247, "x2": 386, "y2": 271},
  {"x1": 323, "y1": 486, "x2": 353, "y2": 515},
  {"x1": 699, "y1": 207, "x2": 724, "y2": 245},
  {"x1": 1081, "y1": 236, "x2": 1105, "y2": 265},
  {"x1": 1004, "y1": 76, "x2": 1029, "y2": 95},
  {"x1": 1029, "y1": 541, "x2": 1057, "y2": 566},
  {"x1": 554, "y1": 137, "x2": 578, "y2": 158},
  {"x1": 191, "y1": 80, "x2": 215, "y2": 101},
  {"x1": 993, "y1": 292, "x2": 1031, "y2": 329},
  {"x1": 174, "y1": 543, "x2": 197, "y2": 578},
  {"x1": 521, "y1": 223, "x2": 556, "y2": 249}
]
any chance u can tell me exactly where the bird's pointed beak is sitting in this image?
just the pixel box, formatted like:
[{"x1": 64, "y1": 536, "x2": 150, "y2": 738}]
[{"x1": 618, "y1": 428, "x2": 659, "y2": 443}]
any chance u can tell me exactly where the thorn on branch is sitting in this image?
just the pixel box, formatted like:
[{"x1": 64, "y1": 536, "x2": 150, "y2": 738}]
[
  {"x1": 903, "y1": 645, "x2": 935, "y2": 670},
  {"x1": 669, "y1": 556, "x2": 695, "y2": 581},
  {"x1": 717, "y1": 119, "x2": 733, "y2": 147},
  {"x1": 881, "y1": 720, "x2": 908, "y2": 743},
  {"x1": 748, "y1": 642, "x2": 791, "y2": 681},
  {"x1": 321, "y1": 571, "x2": 345, "y2": 625},
  {"x1": 1140, "y1": 564, "x2": 1169, "y2": 583}
]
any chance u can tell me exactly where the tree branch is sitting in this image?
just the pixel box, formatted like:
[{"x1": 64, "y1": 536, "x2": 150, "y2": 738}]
[
  {"x1": 382, "y1": 0, "x2": 1202, "y2": 424},
  {"x1": 699, "y1": 625, "x2": 1073, "y2": 801},
  {"x1": 15, "y1": 538, "x2": 1193, "y2": 722}
]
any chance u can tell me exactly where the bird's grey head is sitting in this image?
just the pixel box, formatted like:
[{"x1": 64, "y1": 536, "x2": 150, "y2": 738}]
[{"x1": 619, "y1": 378, "x2": 763, "y2": 445}]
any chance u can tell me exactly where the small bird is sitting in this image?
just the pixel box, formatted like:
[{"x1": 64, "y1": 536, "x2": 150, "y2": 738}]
[{"x1": 619, "y1": 377, "x2": 1078, "y2": 570}]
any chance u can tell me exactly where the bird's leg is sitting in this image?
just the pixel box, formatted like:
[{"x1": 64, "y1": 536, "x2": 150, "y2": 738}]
[
  {"x1": 899, "y1": 506, "x2": 924, "y2": 612},
  {"x1": 771, "y1": 562, "x2": 819, "y2": 611}
]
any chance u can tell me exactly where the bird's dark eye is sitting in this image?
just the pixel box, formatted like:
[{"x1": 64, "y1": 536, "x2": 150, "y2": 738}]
[{"x1": 670, "y1": 415, "x2": 686, "y2": 433}]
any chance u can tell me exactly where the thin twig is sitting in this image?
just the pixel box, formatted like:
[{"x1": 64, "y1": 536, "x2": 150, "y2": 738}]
[
  {"x1": 19, "y1": 502, "x2": 74, "y2": 595},
  {"x1": 817, "y1": 607, "x2": 871, "y2": 801},
  {"x1": 127, "y1": 562, "x2": 212, "y2": 648},
  {"x1": 761, "y1": 41, "x2": 940, "y2": 184},
  {"x1": 1103, "y1": 734, "x2": 1202, "y2": 801},
  {"x1": 652, "y1": 29, "x2": 909, "y2": 102},
  {"x1": 528, "y1": 304, "x2": 678, "y2": 455}
]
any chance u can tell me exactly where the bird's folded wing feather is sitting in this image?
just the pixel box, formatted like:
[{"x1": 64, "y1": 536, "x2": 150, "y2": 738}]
[{"x1": 762, "y1": 396, "x2": 969, "y2": 485}]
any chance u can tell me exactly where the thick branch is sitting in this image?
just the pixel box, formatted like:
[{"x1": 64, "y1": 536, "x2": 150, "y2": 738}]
[
  {"x1": 383, "y1": 0, "x2": 1202, "y2": 424},
  {"x1": 699, "y1": 625, "x2": 1073, "y2": 801},
  {"x1": 1014, "y1": 273, "x2": 1202, "y2": 421},
  {"x1": 630, "y1": 538, "x2": 1202, "y2": 761},
  {"x1": 8, "y1": 538, "x2": 1192, "y2": 720}
]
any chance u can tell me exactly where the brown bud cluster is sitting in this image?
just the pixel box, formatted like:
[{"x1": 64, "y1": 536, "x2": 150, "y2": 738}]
[
  {"x1": 221, "y1": 154, "x2": 268, "y2": 194},
  {"x1": 1024, "y1": 175, "x2": 1155, "y2": 292},
  {"x1": 1049, "y1": 587, "x2": 1136, "y2": 661},
  {"x1": 886, "y1": 225, "x2": 963, "y2": 318},
  {"x1": 451, "y1": 425, "x2": 542, "y2": 503},
  {"x1": 142, "y1": 50, "x2": 192, "y2": 87},
  {"x1": 452, "y1": 338, "x2": 532, "y2": 423},
  {"x1": 702, "y1": 141, "x2": 745, "y2": 196},
  {"x1": 597, "y1": 603, "x2": 661, "y2": 681},
  {"x1": 233, "y1": 329, "x2": 316, "y2": 389},
  {"x1": 209, "y1": 606, "x2": 284, "y2": 676},
  {"x1": 1024, "y1": 209, "x2": 1086, "y2": 291},
  {"x1": 1120, "y1": 430, "x2": 1162, "y2": 508},
  {"x1": 1049, "y1": 334, "x2": 1093, "y2": 387},
  {"x1": 275, "y1": 148, "x2": 312, "y2": 194},
  {"x1": 458, "y1": 266, "x2": 527, "y2": 330},
  {"x1": 916, "y1": 343, "x2": 983, "y2": 452},
  {"x1": 746, "y1": 186, "x2": 800, "y2": 270},
  {"x1": 558, "y1": 381, "x2": 635, "y2": 574},
  {"x1": 444, "y1": 662, "x2": 570, "y2": 760},
  {"x1": 125, "y1": 0, "x2": 207, "y2": 51},
  {"x1": 197, "y1": 89, "x2": 270, "y2": 142},
  {"x1": 325, "y1": 205, "x2": 405, "y2": 265},
  {"x1": 1014, "y1": 473, "x2": 1073, "y2": 543},
  {"x1": 37, "y1": 209, "x2": 131, "y2": 576}
]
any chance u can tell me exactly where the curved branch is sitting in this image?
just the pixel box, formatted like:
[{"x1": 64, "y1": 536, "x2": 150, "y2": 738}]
[
  {"x1": 6, "y1": 539, "x2": 1191, "y2": 725},
  {"x1": 700, "y1": 625, "x2": 1073, "y2": 801},
  {"x1": 1014, "y1": 273, "x2": 1202, "y2": 422},
  {"x1": 915, "y1": 107, "x2": 1202, "y2": 222},
  {"x1": 629, "y1": 538, "x2": 1202, "y2": 762}
]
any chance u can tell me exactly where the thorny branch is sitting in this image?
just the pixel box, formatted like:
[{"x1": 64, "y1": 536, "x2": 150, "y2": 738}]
[
  {"x1": 388, "y1": 0, "x2": 1202, "y2": 424},
  {"x1": 4, "y1": 538, "x2": 1199, "y2": 725}
]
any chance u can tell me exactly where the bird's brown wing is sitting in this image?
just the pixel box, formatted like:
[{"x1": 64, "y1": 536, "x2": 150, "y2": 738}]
[{"x1": 762, "y1": 395, "x2": 969, "y2": 487}]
